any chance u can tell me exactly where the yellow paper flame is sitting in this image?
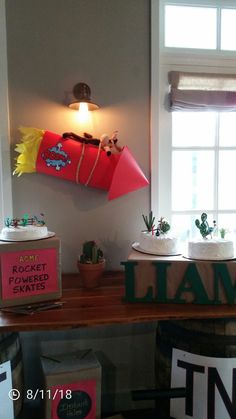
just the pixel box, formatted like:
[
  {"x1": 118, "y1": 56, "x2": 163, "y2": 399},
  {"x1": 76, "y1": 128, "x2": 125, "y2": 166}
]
[{"x1": 13, "y1": 127, "x2": 44, "y2": 176}]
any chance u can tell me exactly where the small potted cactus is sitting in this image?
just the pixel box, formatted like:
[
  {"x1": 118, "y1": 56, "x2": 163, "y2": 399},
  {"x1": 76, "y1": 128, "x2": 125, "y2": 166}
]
[{"x1": 77, "y1": 241, "x2": 105, "y2": 288}]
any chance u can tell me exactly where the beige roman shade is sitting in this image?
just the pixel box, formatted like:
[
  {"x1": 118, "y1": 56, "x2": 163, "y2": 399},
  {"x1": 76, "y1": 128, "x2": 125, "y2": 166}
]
[{"x1": 169, "y1": 71, "x2": 236, "y2": 111}]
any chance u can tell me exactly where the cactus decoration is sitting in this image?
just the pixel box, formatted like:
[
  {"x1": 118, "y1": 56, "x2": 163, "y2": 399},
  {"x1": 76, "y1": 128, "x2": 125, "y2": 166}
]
[
  {"x1": 142, "y1": 211, "x2": 155, "y2": 232},
  {"x1": 142, "y1": 212, "x2": 170, "y2": 236},
  {"x1": 219, "y1": 228, "x2": 226, "y2": 239},
  {"x1": 79, "y1": 241, "x2": 104, "y2": 264},
  {"x1": 195, "y1": 213, "x2": 216, "y2": 239},
  {"x1": 4, "y1": 213, "x2": 45, "y2": 228},
  {"x1": 156, "y1": 217, "x2": 171, "y2": 236}
]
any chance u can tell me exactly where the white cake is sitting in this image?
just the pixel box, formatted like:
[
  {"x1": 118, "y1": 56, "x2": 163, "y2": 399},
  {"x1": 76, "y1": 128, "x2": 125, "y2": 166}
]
[
  {"x1": 1, "y1": 225, "x2": 48, "y2": 241},
  {"x1": 187, "y1": 238, "x2": 234, "y2": 260},
  {"x1": 139, "y1": 231, "x2": 179, "y2": 255}
]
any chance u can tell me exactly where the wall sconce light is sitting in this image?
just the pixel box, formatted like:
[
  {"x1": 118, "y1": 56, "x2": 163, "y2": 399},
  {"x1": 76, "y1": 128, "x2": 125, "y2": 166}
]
[{"x1": 68, "y1": 82, "x2": 99, "y2": 111}]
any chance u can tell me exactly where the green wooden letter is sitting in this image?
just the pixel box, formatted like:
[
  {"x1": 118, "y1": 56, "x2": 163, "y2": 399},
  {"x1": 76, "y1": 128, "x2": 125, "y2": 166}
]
[
  {"x1": 152, "y1": 262, "x2": 174, "y2": 303},
  {"x1": 213, "y1": 263, "x2": 236, "y2": 304},
  {"x1": 121, "y1": 261, "x2": 154, "y2": 302},
  {"x1": 174, "y1": 263, "x2": 212, "y2": 304}
]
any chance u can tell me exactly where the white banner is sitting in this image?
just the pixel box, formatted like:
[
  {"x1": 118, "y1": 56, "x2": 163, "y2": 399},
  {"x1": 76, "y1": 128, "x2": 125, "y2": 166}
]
[
  {"x1": 0, "y1": 360, "x2": 14, "y2": 419},
  {"x1": 171, "y1": 348, "x2": 236, "y2": 419}
]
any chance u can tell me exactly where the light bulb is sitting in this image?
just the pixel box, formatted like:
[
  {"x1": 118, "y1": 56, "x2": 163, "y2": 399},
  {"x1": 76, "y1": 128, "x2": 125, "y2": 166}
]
[
  {"x1": 79, "y1": 102, "x2": 89, "y2": 114},
  {"x1": 77, "y1": 102, "x2": 89, "y2": 123}
]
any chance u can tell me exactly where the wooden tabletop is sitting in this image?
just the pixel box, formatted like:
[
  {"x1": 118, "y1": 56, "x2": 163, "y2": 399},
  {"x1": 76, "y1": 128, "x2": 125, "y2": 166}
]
[{"x1": 1, "y1": 271, "x2": 236, "y2": 332}]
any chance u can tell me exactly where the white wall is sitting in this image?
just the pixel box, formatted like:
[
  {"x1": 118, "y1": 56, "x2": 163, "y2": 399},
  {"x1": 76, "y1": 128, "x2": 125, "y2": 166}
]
[
  {"x1": 6, "y1": 0, "x2": 150, "y2": 272},
  {"x1": 0, "y1": 0, "x2": 12, "y2": 225},
  {"x1": 6, "y1": 1, "x2": 155, "y2": 413}
]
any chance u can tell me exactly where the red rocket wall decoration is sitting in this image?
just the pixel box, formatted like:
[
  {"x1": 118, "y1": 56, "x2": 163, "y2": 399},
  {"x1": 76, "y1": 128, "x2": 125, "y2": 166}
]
[{"x1": 14, "y1": 127, "x2": 149, "y2": 200}]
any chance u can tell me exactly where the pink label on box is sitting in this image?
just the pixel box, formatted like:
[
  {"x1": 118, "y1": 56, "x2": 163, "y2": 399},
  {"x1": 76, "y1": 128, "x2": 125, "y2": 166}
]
[
  {"x1": 1, "y1": 248, "x2": 58, "y2": 300},
  {"x1": 51, "y1": 380, "x2": 96, "y2": 419}
]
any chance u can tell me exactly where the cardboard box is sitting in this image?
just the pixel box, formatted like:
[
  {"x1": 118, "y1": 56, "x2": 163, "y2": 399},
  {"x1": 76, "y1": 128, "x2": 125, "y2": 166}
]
[
  {"x1": 125, "y1": 250, "x2": 236, "y2": 305},
  {"x1": 0, "y1": 236, "x2": 61, "y2": 307},
  {"x1": 41, "y1": 349, "x2": 101, "y2": 419}
]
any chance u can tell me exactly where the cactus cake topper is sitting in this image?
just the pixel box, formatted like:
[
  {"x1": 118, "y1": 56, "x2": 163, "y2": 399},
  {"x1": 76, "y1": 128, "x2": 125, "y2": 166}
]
[
  {"x1": 4, "y1": 213, "x2": 45, "y2": 228},
  {"x1": 142, "y1": 211, "x2": 155, "y2": 232},
  {"x1": 195, "y1": 212, "x2": 216, "y2": 239},
  {"x1": 142, "y1": 211, "x2": 170, "y2": 236},
  {"x1": 156, "y1": 217, "x2": 171, "y2": 236}
]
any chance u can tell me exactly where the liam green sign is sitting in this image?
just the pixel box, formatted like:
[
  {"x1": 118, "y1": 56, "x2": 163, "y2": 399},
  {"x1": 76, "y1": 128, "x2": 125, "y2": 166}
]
[{"x1": 121, "y1": 261, "x2": 236, "y2": 305}]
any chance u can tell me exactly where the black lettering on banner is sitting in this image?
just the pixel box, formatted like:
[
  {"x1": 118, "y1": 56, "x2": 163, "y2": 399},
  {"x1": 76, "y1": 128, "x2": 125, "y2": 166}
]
[
  {"x1": 177, "y1": 360, "x2": 205, "y2": 416},
  {"x1": 208, "y1": 367, "x2": 236, "y2": 419},
  {"x1": 0, "y1": 372, "x2": 6, "y2": 383}
]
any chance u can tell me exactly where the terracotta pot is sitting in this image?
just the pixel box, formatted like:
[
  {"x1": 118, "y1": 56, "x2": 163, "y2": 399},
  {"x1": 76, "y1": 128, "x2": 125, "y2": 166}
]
[{"x1": 77, "y1": 260, "x2": 105, "y2": 289}]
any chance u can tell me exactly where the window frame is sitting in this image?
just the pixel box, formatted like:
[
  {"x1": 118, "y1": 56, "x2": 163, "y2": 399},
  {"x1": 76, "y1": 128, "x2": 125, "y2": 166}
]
[
  {"x1": 151, "y1": 0, "x2": 236, "y2": 224},
  {"x1": 0, "y1": 0, "x2": 12, "y2": 226}
]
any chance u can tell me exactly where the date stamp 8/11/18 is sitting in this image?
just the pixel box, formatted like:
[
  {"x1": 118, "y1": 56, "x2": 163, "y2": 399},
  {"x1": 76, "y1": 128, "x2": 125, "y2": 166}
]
[{"x1": 8, "y1": 388, "x2": 72, "y2": 401}]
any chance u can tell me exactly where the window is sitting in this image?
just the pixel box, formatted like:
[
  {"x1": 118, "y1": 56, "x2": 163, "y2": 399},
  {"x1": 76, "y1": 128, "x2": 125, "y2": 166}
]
[
  {"x1": 171, "y1": 112, "x2": 236, "y2": 239},
  {"x1": 163, "y1": 2, "x2": 236, "y2": 52},
  {"x1": 151, "y1": 0, "x2": 236, "y2": 240},
  {"x1": 0, "y1": 0, "x2": 12, "y2": 226},
  {"x1": 165, "y1": 5, "x2": 217, "y2": 50}
]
